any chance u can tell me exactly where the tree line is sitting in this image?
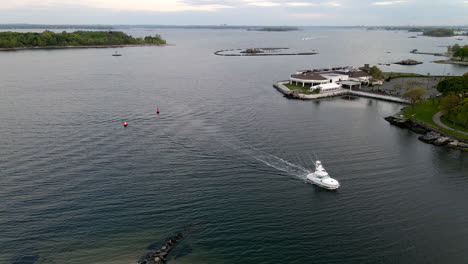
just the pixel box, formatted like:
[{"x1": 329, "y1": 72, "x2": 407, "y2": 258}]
[
  {"x1": 401, "y1": 73, "x2": 468, "y2": 128},
  {"x1": 422, "y1": 29, "x2": 454, "y2": 37},
  {"x1": 437, "y1": 73, "x2": 468, "y2": 128},
  {"x1": 0, "y1": 30, "x2": 166, "y2": 48},
  {"x1": 447, "y1": 44, "x2": 468, "y2": 61}
]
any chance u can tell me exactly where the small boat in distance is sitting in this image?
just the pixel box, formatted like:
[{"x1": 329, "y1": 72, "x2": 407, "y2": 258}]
[
  {"x1": 112, "y1": 51, "x2": 122, "y2": 56},
  {"x1": 307, "y1": 160, "x2": 340, "y2": 190}
]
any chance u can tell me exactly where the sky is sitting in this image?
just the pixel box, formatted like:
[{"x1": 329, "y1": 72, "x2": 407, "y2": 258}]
[{"x1": 0, "y1": 0, "x2": 467, "y2": 26}]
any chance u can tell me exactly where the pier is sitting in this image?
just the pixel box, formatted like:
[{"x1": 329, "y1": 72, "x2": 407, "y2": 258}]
[{"x1": 274, "y1": 81, "x2": 410, "y2": 104}]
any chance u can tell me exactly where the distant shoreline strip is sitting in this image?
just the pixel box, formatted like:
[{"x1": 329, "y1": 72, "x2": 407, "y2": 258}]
[{"x1": 0, "y1": 43, "x2": 174, "y2": 51}]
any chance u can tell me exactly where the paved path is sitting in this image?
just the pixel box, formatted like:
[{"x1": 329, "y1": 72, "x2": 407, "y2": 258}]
[{"x1": 433, "y1": 112, "x2": 468, "y2": 136}]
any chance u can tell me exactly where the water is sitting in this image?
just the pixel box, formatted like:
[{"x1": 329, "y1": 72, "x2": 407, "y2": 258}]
[{"x1": 0, "y1": 28, "x2": 467, "y2": 264}]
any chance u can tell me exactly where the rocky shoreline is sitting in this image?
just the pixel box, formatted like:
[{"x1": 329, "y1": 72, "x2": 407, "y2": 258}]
[
  {"x1": 384, "y1": 114, "x2": 468, "y2": 151},
  {"x1": 433, "y1": 59, "x2": 468, "y2": 66},
  {"x1": 137, "y1": 232, "x2": 185, "y2": 264}
]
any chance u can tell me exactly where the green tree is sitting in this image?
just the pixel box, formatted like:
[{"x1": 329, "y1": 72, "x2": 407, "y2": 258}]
[
  {"x1": 369, "y1": 66, "x2": 384, "y2": 80},
  {"x1": 449, "y1": 43, "x2": 461, "y2": 53},
  {"x1": 423, "y1": 28, "x2": 454, "y2": 37},
  {"x1": 437, "y1": 74, "x2": 468, "y2": 98},
  {"x1": 453, "y1": 46, "x2": 468, "y2": 61},
  {"x1": 402, "y1": 87, "x2": 428, "y2": 106},
  {"x1": 0, "y1": 30, "x2": 166, "y2": 48}
]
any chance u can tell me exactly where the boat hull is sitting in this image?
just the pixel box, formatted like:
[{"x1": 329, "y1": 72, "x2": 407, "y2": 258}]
[{"x1": 307, "y1": 174, "x2": 340, "y2": 190}]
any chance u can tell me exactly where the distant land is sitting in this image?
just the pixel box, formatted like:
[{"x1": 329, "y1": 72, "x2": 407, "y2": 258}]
[
  {"x1": 0, "y1": 24, "x2": 113, "y2": 30},
  {"x1": 1, "y1": 24, "x2": 468, "y2": 32},
  {"x1": 247, "y1": 27, "x2": 299, "y2": 32},
  {"x1": 367, "y1": 26, "x2": 468, "y2": 36},
  {"x1": 0, "y1": 30, "x2": 166, "y2": 50}
]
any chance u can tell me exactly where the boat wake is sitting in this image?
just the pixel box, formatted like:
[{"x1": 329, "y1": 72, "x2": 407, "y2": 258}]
[
  {"x1": 252, "y1": 151, "x2": 311, "y2": 181},
  {"x1": 223, "y1": 139, "x2": 311, "y2": 181}
]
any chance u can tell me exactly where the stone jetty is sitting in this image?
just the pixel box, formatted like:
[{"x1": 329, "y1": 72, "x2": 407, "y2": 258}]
[
  {"x1": 137, "y1": 232, "x2": 185, "y2": 264},
  {"x1": 214, "y1": 47, "x2": 317, "y2": 56},
  {"x1": 385, "y1": 115, "x2": 468, "y2": 151}
]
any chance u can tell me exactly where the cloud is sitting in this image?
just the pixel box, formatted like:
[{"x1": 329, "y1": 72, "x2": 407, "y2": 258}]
[
  {"x1": 372, "y1": 1, "x2": 407, "y2": 5},
  {"x1": 244, "y1": 0, "x2": 342, "y2": 7},
  {"x1": 1, "y1": 0, "x2": 345, "y2": 12},
  {"x1": 246, "y1": 1, "x2": 281, "y2": 7},
  {"x1": 285, "y1": 2, "x2": 317, "y2": 6},
  {"x1": 0, "y1": 0, "x2": 234, "y2": 12}
]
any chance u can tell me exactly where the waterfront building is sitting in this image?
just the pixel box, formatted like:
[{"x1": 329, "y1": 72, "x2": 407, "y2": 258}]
[{"x1": 289, "y1": 66, "x2": 371, "y2": 92}]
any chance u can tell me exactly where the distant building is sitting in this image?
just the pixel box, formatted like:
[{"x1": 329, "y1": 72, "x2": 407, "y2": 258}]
[{"x1": 289, "y1": 66, "x2": 371, "y2": 92}]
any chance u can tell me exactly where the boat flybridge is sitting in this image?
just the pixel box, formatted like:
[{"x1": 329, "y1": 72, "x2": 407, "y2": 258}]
[{"x1": 306, "y1": 160, "x2": 340, "y2": 190}]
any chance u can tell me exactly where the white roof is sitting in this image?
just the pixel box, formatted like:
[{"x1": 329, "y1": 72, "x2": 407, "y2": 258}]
[
  {"x1": 312, "y1": 83, "x2": 341, "y2": 90},
  {"x1": 321, "y1": 73, "x2": 348, "y2": 78}
]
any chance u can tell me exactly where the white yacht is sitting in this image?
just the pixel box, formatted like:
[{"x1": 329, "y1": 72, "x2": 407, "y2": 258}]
[{"x1": 307, "y1": 160, "x2": 340, "y2": 190}]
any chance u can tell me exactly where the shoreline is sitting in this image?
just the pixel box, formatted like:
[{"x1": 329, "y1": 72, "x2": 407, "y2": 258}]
[
  {"x1": 215, "y1": 48, "x2": 317, "y2": 56},
  {"x1": 385, "y1": 113, "x2": 468, "y2": 151},
  {"x1": 274, "y1": 81, "x2": 467, "y2": 151},
  {"x1": 433, "y1": 59, "x2": 468, "y2": 66},
  {"x1": 0, "y1": 43, "x2": 173, "y2": 51},
  {"x1": 273, "y1": 81, "x2": 410, "y2": 104}
]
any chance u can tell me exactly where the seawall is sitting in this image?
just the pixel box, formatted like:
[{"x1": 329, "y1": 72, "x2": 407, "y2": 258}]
[
  {"x1": 385, "y1": 114, "x2": 468, "y2": 151},
  {"x1": 273, "y1": 81, "x2": 410, "y2": 104}
]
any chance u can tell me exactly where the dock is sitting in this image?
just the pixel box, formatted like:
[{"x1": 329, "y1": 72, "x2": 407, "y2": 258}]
[{"x1": 274, "y1": 81, "x2": 410, "y2": 104}]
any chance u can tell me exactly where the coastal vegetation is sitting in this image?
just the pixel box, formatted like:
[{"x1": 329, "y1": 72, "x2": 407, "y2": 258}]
[
  {"x1": 433, "y1": 44, "x2": 468, "y2": 65},
  {"x1": 369, "y1": 66, "x2": 384, "y2": 80},
  {"x1": 384, "y1": 72, "x2": 426, "y2": 80},
  {"x1": 0, "y1": 24, "x2": 113, "y2": 30},
  {"x1": 422, "y1": 28, "x2": 454, "y2": 37},
  {"x1": 401, "y1": 73, "x2": 468, "y2": 138},
  {"x1": 436, "y1": 74, "x2": 468, "y2": 128},
  {"x1": 284, "y1": 83, "x2": 312, "y2": 94},
  {"x1": 447, "y1": 44, "x2": 468, "y2": 60},
  {"x1": 402, "y1": 87, "x2": 428, "y2": 105},
  {"x1": 0, "y1": 30, "x2": 166, "y2": 49},
  {"x1": 453, "y1": 46, "x2": 468, "y2": 61},
  {"x1": 402, "y1": 100, "x2": 468, "y2": 140}
]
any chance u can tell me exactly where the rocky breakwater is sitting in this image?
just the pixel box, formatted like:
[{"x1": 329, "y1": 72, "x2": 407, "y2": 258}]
[
  {"x1": 385, "y1": 115, "x2": 468, "y2": 151},
  {"x1": 137, "y1": 232, "x2": 185, "y2": 264},
  {"x1": 394, "y1": 59, "x2": 423, "y2": 65}
]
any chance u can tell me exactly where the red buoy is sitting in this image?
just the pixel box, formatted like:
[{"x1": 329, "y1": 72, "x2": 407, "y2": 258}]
[
  {"x1": 123, "y1": 122, "x2": 128, "y2": 127},
  {"x1": 156, "y1": 108, "x2": 160, "y2": 114}
]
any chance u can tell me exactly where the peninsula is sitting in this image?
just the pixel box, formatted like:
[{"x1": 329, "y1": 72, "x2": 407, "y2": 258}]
[{"x1": 0, "y1": 30, "x2": 166, "y2": 50}]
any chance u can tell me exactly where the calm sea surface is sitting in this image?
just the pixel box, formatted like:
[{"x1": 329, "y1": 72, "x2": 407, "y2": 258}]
[{"x1": 0, "y1": 28, "x2": 467, "y2": 264}]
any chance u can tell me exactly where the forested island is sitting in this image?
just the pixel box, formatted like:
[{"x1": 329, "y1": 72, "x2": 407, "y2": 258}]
[
  {"x1": 0, "y1": 24, "x2": 113, "y2": 30},
  {"x1": 422, "y1": 28, "x2": 455, "y2": 37},
  {"x1": 0, "y1": 30, "x2": 166, "y2": 49}
]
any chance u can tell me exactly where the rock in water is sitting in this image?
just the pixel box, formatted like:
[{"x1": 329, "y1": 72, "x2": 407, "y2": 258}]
[
  {"x1": 434, "y1": 137, "x2": 450, "y2": 146},
  {"x1": 395, "y1": 59, "x2": 423, "y2": 65},
  {"x1": 418, "y1": 132, "x2": 440, "y2": 143},
  {"x1": 448, "y1": 140, "x2": 459, "y2": 147}
]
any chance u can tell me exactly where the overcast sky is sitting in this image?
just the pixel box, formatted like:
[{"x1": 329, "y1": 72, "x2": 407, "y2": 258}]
[{"x1": 0, "y1": 0, "x2": 467, "y2": 26}]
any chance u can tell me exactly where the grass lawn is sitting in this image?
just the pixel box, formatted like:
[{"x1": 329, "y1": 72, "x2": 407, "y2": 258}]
[
  {"x1": 402, "y1": 100, "x2": 439, "y2": 126},
  {"x1": 440, "y1": 116, "x2": 468, "y2": 134},
  {"x1": 284, "y1": 83, "x2": 313, "y2": 94},
  {"x1": 385, "y1": 72, "x2": 425, "y2": 80},
  {"x1": 403, "y1": 100, "x2": 468, "y2": 140}
]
